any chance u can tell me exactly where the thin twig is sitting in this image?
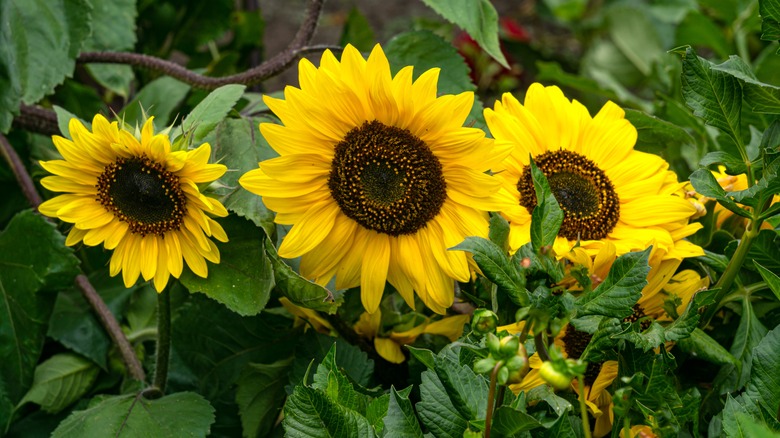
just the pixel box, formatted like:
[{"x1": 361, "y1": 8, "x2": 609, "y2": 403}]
[
  {"x1": 77, "y1": 0, "x2": 331, "y2": 90},
  {"x1": 1, "y1": 133, "x2": 146, "y2": 382}
]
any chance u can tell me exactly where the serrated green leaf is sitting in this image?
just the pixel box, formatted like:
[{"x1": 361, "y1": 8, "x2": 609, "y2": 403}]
[
  {"x1": 180, "y1": 216, "x2": 273, "y2": 316},
  {"x1": 384, "y1": 386, "x2": 423, "y2": 438},
  {"x1": 51, "y1": 392, "x2": 215, "y2": 438},
  {"x1": 743, "y1": 324, "x2": 780, "y2": 419},
  {"x1": 18, "y1": 353, "x2": 98, "y2": 414},
  {"x1": 723, "y1": 394, "x2": 753, "y2": 438},
  {"x1": 312, "y1": 345, "x2": 369, "y2": 414},
  {"x1": 755, "y1": 261, "x2": 780, "y2": 301},
  {"x1": 119, "y1": 77, "x2": 191, "y2": 128},
  {"x1": 529, "y1": 158, "x2": 563, "y2": 251},
  {"x1": 366, "y1": 393, "x2": 389, "y2": 435},
  {"x1": 417, "y1": 369, "x2": 469, "y2": 437},
  {"x1": 577, "y1": 248, "x2": 650, "y2": 319},
  {"x1": 384, "y1": 30, "x2": 485, "y2": 129},
  {"x1": 677, "y1": 328, "x2": 739, "y2": 366},
  {"x1": 407, "y1": 346, "x2": 436, "y2": 370},
  {"x1": 288, "y1": 333, "x2": 374, "y2": 390},
  {"x1": 180, "y1": 84, "x2": 246, "y2": 143},
  {"x1": 679, "y1": 46, "x2": 743, "y2": 144},
  {"x1": 283, "y1": 385, "x2": 375, "y2": 438},
  {"x1": 700, "y1": 151, "x2": 749, "y2": 174},
  {"x1": 711, "y1": 55, "x2": 780, "y2": 114},
  {"x1": 743, "y1": 230, "x2": 780, "y2": 273},
  {"x1": 451, "y1": 237, "x2": 528, "y2": 306},
  {"x1": 339, "y1": 7, "x2": 375, "y2": 52},
  {"x1": 492, "y1": 405, "x2": 545, "y2": 435},
  {"x1": 525, "y1": 385, "x2": 573, "y2": 417},
  {"x1": 718, "y1": 298, "x2": 768, "y2": 393},
  {"x1": 0, "y1": 210, "x2": 80, "y2": 427},
  {"x1": 433, "y1": 353, "x2": 488, "y2": 422},
  {"x1": 760, "y1": 0, "x2": 780, "y2": 48},
  {"x1": 82, "y1": 0, "x2": 137, "y2": 98},
  {"x1": 420, "y1": 0, "x2": 508, "y2": 68},
  {"x1": 235, "y1": 358, "x2": 292, "y2": 438},
  {"x1": 172, "y1": 293, "x2": 298, "y2": 401}
]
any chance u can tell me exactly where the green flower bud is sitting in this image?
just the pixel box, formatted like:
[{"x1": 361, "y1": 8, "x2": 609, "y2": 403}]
[
  {"x1": 497, "y1": 366, "x2": 510, "y2": 385},
  {"x1": 474, "y1": 357, "x2": 498, "y2": 375},
  {"x1": 505, "y1": 355, "x2": 527, "y2": 372},
  {"x1": 487, "y1": 332, "x2": 501, "y2": 355},
  {"x1": 472, "y1": 309, "x2": 499, "y2": 334},
  {"x1": 539, "y1": 361, "x2": 572, "y2": 390},
  {"x1": 499, "y1": 335, "x2": 520, "y2": 358}
]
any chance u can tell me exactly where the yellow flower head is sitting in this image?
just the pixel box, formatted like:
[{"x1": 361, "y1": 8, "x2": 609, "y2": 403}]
[
  {"x1": 485, "y1": 83, "x2": 703, "y2": 260},
  {"x1": 39, "y1": 115, "x2": 229, "y2": 291},
  {"x1": 240, "y1": 44, "x2": 509, "y2": 314}
]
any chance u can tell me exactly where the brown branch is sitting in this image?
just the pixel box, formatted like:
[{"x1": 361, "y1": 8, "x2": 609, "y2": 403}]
[
  {"x1": 77, "y1": 0, "x2": 331, "y2": 90},
  {"x1": 12, "y1": 104, "x2": 60, "y2": 137},
  {"x1": 0, "y1": 133, "x2": 146, "y2": 382}
]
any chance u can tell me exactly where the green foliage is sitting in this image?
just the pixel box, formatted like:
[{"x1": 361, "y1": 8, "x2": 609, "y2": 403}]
[
  {"x1": 235, "y1": 358, "x2": 293, "y2": 438},
  {"x1": 577, "y1": 248, "x2": 650, "y2": 319},
  {"x1": 18, "y1": 353, "x2": 99, "y2": 414}
]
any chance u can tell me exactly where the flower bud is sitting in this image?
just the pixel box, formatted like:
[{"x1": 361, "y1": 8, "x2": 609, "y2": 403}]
[
  {"x1": 471, "y1": 309, "x2": 498, "y2": 334},
  {"x1": 486, "y1": 332, "x2": 501, "y2": 355},
  {"x1": 539, "y1": 361, "x2": 572, "y2": 390},
  {"x1": 497, "y1": 366, "x2": 510, "y2": 385},
  {"x1": 474, "y1": 357, "x2": 498, "y2": 375},
  {"x1": 499, "y1": 335, "x2": 520, "y2": 358}
]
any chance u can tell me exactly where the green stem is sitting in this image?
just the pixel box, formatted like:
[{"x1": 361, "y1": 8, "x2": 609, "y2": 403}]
[
  {"x1": 623, "y1": 416, "x2": 631, "y2": 438},
  {"x1": 484, "y1": 362, "x2": 502, "y2": 438},
  {"x1": 518, "y1": 319, "x2": 533, "y2": 343},
  {"x1": 534, "y1": 332, "x2": 550, "y2": 361},
  {"x1": 152, "y1": 289, "x2": 171, "y2": 395},
  {"x1": 578, "y1": 376, "x2": 593, "y2": 438}
]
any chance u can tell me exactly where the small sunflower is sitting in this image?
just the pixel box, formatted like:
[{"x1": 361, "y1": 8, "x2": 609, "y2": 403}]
[
  {"x1": 38, "y1": 115, "x2": 229, "y2": 291},
  {"x1": 485, "y1": 83, "x2": 703, "y2": 260},
  {"x1": 240, "y1": 44, "x2": 508, "y2": 314}
]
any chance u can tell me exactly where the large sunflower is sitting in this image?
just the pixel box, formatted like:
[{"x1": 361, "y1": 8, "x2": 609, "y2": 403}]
[
  {"x1": 485, "y1": 83, "x2": 703, "y2": 260},
  {"x1": 239, "y1": 44, "x2": 507, "y2": 314},
  {"x1": 38, "y1": 115, "x2": 229, "y2": 291}
]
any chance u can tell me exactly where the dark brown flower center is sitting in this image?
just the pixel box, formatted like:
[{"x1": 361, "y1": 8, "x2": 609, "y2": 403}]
[
  {"x1": 517, "y1": 150, "x2": 619, "y2": 240},
  {"x1": 328, "y1": 120, "x2": 446, "y2": 236},
  {"x1": 561, "y1": 324, "x2": 601, "y2": 387},
  {"x1": 96, "y1": 155, "x2": 186, "y2": 236}
]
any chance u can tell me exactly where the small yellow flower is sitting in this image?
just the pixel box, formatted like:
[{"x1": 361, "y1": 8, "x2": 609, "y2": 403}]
[{"x1": 38, "y1": 115, "x2": 228, "y2": 291}]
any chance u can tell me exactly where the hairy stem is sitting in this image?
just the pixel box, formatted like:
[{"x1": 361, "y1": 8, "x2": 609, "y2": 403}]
[
  {"x1": 485, "y1": 362, "x2": 503, "y2": 438},
  {"x1": 1, "y1": 133, "x2": 146, "y2": 382},
  {"x1": 152, "y1": 289, "x2": 172, "y2": 394}
]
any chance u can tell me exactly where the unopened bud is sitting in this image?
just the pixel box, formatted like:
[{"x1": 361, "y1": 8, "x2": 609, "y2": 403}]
[
  {"x1": 472, "y1": 309, "x2": 498, "y2": 334},
  {"x1": 539, "y1": 361, "x2": 572, "y2": 390},
  {"x1": 474, "y1": 357, "x2": 498, "y2": 375},
  {"x1": 499, "y1": 335, "x2": 520, "y2": 358}
]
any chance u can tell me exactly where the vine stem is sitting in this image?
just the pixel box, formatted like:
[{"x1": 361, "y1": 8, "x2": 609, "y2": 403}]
[
  {"x1": 578, "y1": 376, "x2": 593, "y2": 438},
  {"x1": 152, "y1": 288, "x2": 172, "y2": 394},
  {"x1": 0, "y1": 133, "x2": 146, "y2": 382},
  {"x1": 484, "y1": 362, "x2": 503, "y2": 438},
  {"x1": 77, "y1": 0, "x2": 329, "y2": 90}
]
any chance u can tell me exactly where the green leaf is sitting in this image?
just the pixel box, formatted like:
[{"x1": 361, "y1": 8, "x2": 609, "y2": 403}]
[
  {"x1": 529, "y1": 158, "x2": 563, "y2": 251},
  {"x1": 489, "y1": 213, "x2": 510, "y2": 254},
  {"x1": 417, "y1": 369, "x2": 469, "y2": 437},
  {"x1": 433, "y1": 352, "x2": 488, "y2": 422},
  {"x1": 689, "y1": 168, "x2": 751, "y2": 218},
  {"x1": 678, "y1": 46, "x2": 743, "y2": 145},
  {"x1": 180, "y1": 84, "x2": 246, "y2": 143},
  {"x1": 607, "y1": 4, "x2": 664, "y2": 76},
  {"x1": 366, "y1": 393, "x2": 389, "y2": 435},
  {"x1": 235, "y1": 358, "x2": 293, "y2": 438},
  {"x1": 760, "y1": 0, "x2": 780, "y2": 48},
  {"x1": 743, "y1": 324, "x2": 780, "y2": 418},
  {"x1": 0, "y1": 0, "x2": 92, "y2": 132},
  {"x1": 711, "y1": 55, "x2": 780, "y2": 114},
  {"x1": 624, "y1": 109, "x2": 696, "y2": 156},
  {"x1": 180, "y1": 216, "x2": 274, "y2": 316},
  {"x1": 743, "y1": 230, "x2": 780, "y2": 273},
  {"x1": 676, "y1": 328, "x2": 738, "y2": 366},
  {"x1": 384, "y1": 386, "x2": 423, "y2": 438},
  {"x1": 451, "y1": 237, "x2": 528, "y2": 306},
  {"x1": 577, "y1": 248, "x2": 650, "y2": 319},
  {"x1": 385, "y1": 30, "x2": 485, "y2": 129},
  {"x1": 265, "y1": 239, "x2": 339, "y2": 313},
  {"x1": 51, "y1": 392, "x2": 215, "y2": 438},
  {"x1": 283, "y1": 385, "x2": 375, "y2": 438},
  {"x1": 288, "y1": 333, "x2": 374, "y2": 390},
  {"x1": 420, "y1": 0, "x2": 508, "y2": 68},
  {"x1": 525, "y1": 385, "x2": 573, "y2": 417},
  {"x1": 0, "y1": 210, "x2": 80, "y2": 425},
  {"x1": 18, "y1": 353, "x2": 98, "y2": 414},
  {"x1": 82, "y1": 0, "x2": 137, "y2": 98},
  {"x1": 717, "y1": 298, "x2": 768, "y2": 393},
  {"x1": 700, "y1": 151, "x2": 749, "y2": 174},
  {"x1": 339, "y1": 7, "x2": 375, "y2": 52},
  {"x1": 212, "y1": 117, "x2": 278, "y2": 235},
  {"x1": 172, "y1": 293, "x2": 298, "y2": 401},
  {"x1": 311, "y1": 345, "x2": 369, "y2": 414},
  {"x1": 407, "y1": 346, "x2": 436, "y2": 370},
  {"x1": 119, "y1": 77, "x2": 191, "y2": 128},
  {"x1": 492, "y1": 405, "x2": 545, "y2": 435},
  {"x1": 755, "y1": 261, "x2": 780, "y2": 301}
]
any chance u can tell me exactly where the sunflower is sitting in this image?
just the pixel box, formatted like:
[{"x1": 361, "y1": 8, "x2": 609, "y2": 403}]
[
  {"x1": 38, "y1": 115, "x2": 229, "y2": 291},
  {"x1": 240, "y1": 44, "x2": 508, "y2": 314},
  {"x1": 353, "y1": 308, "x2": 469, "y2": 363},
  {"x1": 485, "y1": 83, "x2": 703, "y2": 260}
]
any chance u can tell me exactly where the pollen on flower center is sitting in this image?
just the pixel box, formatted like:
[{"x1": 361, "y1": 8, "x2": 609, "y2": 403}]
[
  {"x1": 96, "y1": 155, "x2": 187, "y2": 236},
  {"x1": 328, "y1": 120, "x2": 447, "y2": 236},
  {"x1": 561, "y1": 324, "x2": 602, "y2": 386},
  {"x1": 517, "y1": 149, "x2": 619, "y2": 240}
]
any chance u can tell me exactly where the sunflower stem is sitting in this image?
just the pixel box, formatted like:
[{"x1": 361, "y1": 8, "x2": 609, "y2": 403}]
[
  {"x1": 152, "y1": 288, "x2": 172, "y2": 394},
  {"x1": 622, "y1": 416, "x2": 631, "y2": 438},
  {"x1": 534, "y1": 332, "x2": 550, "y2": 361},
  {"x1": 1, "y1": 133, "x2": 147, "y2": 383},
  {"x1": 484, "y1": 362, "x2": 502, "y2": 438},
  {"x1": 578, "y1": 376, "x2": 593, "y2": 438}
]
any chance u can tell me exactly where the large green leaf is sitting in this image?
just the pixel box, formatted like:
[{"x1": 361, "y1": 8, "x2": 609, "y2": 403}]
[
  {"x1": 172, "y1": 293, "x2": 298, "y2": 401},
  {"x1": 18, "y1": 353, "x2": 98, "y2": 414},
  {"x1": 283, "y1": 385, "x2": 375, "y2": 438},
  {"x1": 180, "y1": 216, "x2": 274, "y2": 316},
  {"x1": 0, "y1": 211, "x2": 80, "y2": 428},
  {"x1": 492, "y1": 405, "x2": 545, "y2": 435},
  {"x1": 689, "y1": 168, "x2": 751, "y2": 218},
  {"x1": 0, "y1": 0, "x2": 92, "y2": 133},
  {"x1": 433, "y1": 352, "x2": 488, "y2": 422},
  {"x1": 420, "y1": 0, "x2": 508, "y2": 68},
  {"x1": 711, "y1": 55, "x2": 780, "y2": 114},
  {"x1": 625, "y1": 109, "x2": 696, "y2": 157},
  {"x1": 311, "y1": 345, "x2": 370, "y2": 415},
  {"x1": 417, "y1": 368, "x2": 469, "y2": 437},
  {"x1": 676, "y1": 328, "x2": 738, "y2": 367},
  {"x1": 51, "y1": 392, "x2": 215, "y2": 438},
  {"x1": 180, "y1": 84, "x2": 246, "y2": 144},
  {"x1": 339, "y1": 8, "x2": 375, "y2": 52},
  {"x1": 743, "y1": 324, "x2": 780, "y2": 419},
  {"x1": 607, "y1": 4, "x2": 664, "y2": 76},
  {"x1": 760, "y1": 0, "x2": 780, "y2": 49},
  {"x1": 451, "y1": 237, "x2": 528, "y2": 306},
  {"x1": 288, "y1": 333, "x2": 374, "y2": 390},
  {"x1": 384, "y1": 386, "x2": 423, "y2": 438},
  {"x1": 529, "y1": 158, "x2": 563, "y2": 251},
  {"x1": 755, "y1": 261, "x2": 780, "y2": 301},
  {"x1": 235, "y1": 358, "x2": 293, "y2": 438},
  {"x1": 679, "y1": 46, "x2": 743, "y2": 145},
  {"x1": 577, "y1": 248, "x2": 650, "y2": 319},
  {"x1": 82, "y1": 0, "x2": 137, "y2": 98},
  {"x1": 717, "y1": 298, "x2": 768, "y2": 393},
  {"x1": 212, "y1": 117, "x2": 277, "y2": 236}
]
